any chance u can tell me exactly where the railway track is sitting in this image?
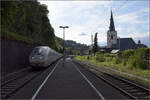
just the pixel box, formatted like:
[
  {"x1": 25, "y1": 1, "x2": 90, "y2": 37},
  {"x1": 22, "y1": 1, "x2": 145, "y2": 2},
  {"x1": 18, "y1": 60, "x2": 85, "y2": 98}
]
[
  {"x1": 1, "y1": 67, "x2": 33, "y2": 87},
  {"x1": 74, "y1": 60, "x2": 150, "y2": 100},
  {"x1": 1, "y1": 63, "x2": 57, "y2": 99}
]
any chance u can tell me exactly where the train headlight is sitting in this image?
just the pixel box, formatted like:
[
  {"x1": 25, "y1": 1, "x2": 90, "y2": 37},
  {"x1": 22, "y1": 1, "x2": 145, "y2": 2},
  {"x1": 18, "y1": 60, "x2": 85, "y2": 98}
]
[{"x1": 31, "y1": 57, "x2": 35, "y2": 59}]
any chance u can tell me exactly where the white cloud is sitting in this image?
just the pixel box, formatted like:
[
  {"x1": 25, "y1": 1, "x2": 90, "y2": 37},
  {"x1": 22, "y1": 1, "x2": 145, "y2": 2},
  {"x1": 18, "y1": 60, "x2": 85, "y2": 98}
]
[
  {"x1": 39, "y1": 1, "x2": 113, "y2": 45},
  {"x1": 115, "y1": 6, "x2": 149, "y2": 46},
  {"x1": 116, "y1": 7, "x2": 149, "y2": 25},
  {"x1": 39, "y1": 1, "x2": 149, "y2": 46},
  {"x1": 116, "y1": 13, "x2": 145, "y2": 24},
  {"x1": 120, "y1": 31, "x2": 149, "y2": 39}
]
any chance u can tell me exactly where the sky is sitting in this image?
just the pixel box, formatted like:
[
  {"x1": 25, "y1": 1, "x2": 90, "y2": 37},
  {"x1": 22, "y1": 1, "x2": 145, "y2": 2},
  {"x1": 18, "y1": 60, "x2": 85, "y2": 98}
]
[{"x1": 39, "y1": 0, "x2": 149, "y2": 47}]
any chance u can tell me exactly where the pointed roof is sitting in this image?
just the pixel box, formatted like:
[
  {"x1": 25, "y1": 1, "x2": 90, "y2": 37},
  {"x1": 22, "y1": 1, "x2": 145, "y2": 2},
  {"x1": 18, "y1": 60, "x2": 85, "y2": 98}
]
[
  {"x1": 111, "y1": 38, "x2": 137, "y2": 50},
  {"x1": 109, "y1": 10, "x2": 115, "y2": 31}
]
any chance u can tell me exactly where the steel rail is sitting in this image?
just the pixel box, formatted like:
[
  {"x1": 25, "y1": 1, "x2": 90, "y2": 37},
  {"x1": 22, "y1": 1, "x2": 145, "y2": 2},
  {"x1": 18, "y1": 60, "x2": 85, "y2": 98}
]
[
  {"x1": 71, "y1": 61, "x2": 105, "y2": 100},
  {"x1": 86, "y1": 63, "x2": 149, "y2": 92},
  {"x1": 31, "y1": 59, "x2": 61, "y2": 100},
  {"x1": 2, "y1": 71, "x2": 42, "y2": 99},
  {"x1": 1, "y1": 71, "x2": 42, "y2": 99},
  {"x1": 89, "y1": 69, "x2": 137, "y2": 100},
  {"x1": 1, "y1": 67, "x2": 30, "y2": 79},
  {"x1": 74, "y1": 60, "x2": 150, "y2": 100},
  {"x1": 1, "y1": 60, "x2": 60, "y2": 99},
  {"x1": 1, "y1": 57, "x2": 62, "y2": 88},
  {"x1": 1, "y1": 67, "x2": 32, "y2": 87}
]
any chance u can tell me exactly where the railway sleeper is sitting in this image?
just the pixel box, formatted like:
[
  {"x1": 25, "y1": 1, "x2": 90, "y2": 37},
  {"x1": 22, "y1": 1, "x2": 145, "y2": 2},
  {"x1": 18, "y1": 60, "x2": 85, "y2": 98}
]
[
  {"x1": 1, "y1": 91, "x2": 11, "y2": 95},
  {"x1": 1, "y1": 94, "x2": 7, "y2": 98},
  {"x1": 131, "y1": 92, "x2": 149, "y2": 97},
  {"x1": 126, "y1": 89, "x2": 141, "y2": 93},
  {"x1": 1, "y1": 89, "x2": 14, "y2": 92},
  {"x1": 1, "y1": 86, "x2": 16, "y2": 89},
  {"x1": 123, "y1": 86, "x2": 135, "y2": 90},
  {"x1": 118, "y1": 83, "x2": 132, "y2": 87},
  {"x1": 139, "y1": 95, "x2": 150, "y2": 99},
  {"x1": 2, "y1": 83, "x2": 17, "y2": 88}
]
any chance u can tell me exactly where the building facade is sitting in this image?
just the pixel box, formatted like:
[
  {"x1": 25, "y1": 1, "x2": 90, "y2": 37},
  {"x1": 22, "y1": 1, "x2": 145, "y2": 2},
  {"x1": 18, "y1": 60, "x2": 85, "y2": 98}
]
[
  {"x1": 106, "y1": 11, "x2": 146, "y2": 51},
  {"x1": 107, "y1": 11, "x2": 117, "y2": 48}
]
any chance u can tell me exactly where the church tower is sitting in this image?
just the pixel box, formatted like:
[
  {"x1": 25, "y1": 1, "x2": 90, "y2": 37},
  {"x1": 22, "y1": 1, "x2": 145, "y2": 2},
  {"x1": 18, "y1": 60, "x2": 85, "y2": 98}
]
[{"x1": 107, "y1": 10, "x2": 117, "y2": 48}]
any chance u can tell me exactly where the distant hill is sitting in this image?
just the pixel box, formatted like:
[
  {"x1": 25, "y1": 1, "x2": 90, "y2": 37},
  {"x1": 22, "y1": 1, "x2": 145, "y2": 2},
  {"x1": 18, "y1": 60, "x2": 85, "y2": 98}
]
[{"x1": 56, "y1": 37, "x2": 89, "y2": 55}]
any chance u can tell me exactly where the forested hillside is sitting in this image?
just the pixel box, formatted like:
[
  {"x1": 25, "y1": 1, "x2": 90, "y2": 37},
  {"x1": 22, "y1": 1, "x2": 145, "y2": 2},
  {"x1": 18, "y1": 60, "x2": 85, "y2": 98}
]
[
  {"x1": 57, "y1": 37, "x2": 89, "y2": 55},
  {"x1": 1, "y1": 1, "x2": 60, "y2": 51}
]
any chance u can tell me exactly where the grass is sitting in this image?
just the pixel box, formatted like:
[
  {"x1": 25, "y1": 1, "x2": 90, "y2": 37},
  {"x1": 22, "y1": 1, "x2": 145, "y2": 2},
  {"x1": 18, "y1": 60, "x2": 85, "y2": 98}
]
[
  {"x1": 1, "y1": 29, "x2": 59, "y2": 50},
  {"x1": 75, "y1": 55, "x2": 150, "y2": 88},
  {"x1": 1, "y1": 29, "x2": 46, "y2": 45},
  {"x1": 1, "y1": 29, "x2": 34, "y2": 44}
]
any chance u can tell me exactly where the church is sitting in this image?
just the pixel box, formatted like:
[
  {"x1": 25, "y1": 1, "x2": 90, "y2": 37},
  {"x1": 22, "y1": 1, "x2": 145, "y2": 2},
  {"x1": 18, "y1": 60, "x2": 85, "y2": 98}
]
[{"x1": 106, "y1": 11, "x2": 146, "y2": 51}]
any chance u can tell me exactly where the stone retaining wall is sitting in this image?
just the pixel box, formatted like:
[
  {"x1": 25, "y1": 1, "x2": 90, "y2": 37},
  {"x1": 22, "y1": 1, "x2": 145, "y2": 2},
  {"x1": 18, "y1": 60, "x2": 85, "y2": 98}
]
[{"x1": 1, "y1": 39, "x2": 35, "y2": 76}]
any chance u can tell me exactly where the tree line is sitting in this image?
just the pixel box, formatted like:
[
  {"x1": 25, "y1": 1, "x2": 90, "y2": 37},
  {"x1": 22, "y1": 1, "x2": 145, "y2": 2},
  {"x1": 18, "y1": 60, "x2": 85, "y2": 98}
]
[{"x1": 57, "y1": 37, "x2": 89, "y2": 55}]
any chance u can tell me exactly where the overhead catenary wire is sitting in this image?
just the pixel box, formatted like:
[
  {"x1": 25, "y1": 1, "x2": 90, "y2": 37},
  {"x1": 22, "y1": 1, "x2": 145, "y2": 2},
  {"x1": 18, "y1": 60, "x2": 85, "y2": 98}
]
[
  {"x1": 113, "y1": 0, "x2": 129, "y2": 13},
  {"x1": 91, "y1": 0, "x2": 129, "y2": 35}
]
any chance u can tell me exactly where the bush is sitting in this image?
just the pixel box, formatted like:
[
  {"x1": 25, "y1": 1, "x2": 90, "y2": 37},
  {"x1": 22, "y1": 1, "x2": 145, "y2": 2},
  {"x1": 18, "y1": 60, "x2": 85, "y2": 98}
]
[
  {"x1": 87, "y1": 56, "x2": 90, "y2": 60},
  {"x1": 136, "y1": 48, "x2": 149, "y2": 60},
  {"x1": 128, "y1": 56, "x2": 137, "y2": 69},
  {"x1": 128, "y1": 54, "x2": 148, "y2": 69},
  {"x1": 95, "y1": 54, "x2": 105, "y2": 62},
  {"x1": 144, "y1": 48, "x2": 150, "y2": 60},
  {"x1": 106, "y1": 57, "x2": 112, "y2": 62},
  {"x1": 121, "y1": 49, "x2": 135, "y2": 59},
  {"x1": 122, "y1": 59, "x2": 127, "y2": 66},
  {"x1": 112, "y1": 56, "x2": 120, "y2": 64},
  {"x1": 95, "y1": 52, "x2": 102, "y2": 56},
  {"x1": 119, "y1": 48, "x2": 149, "y2": 69},
  {"x1": 104, "y1": 53, "x2": 110, "y2": 57}
]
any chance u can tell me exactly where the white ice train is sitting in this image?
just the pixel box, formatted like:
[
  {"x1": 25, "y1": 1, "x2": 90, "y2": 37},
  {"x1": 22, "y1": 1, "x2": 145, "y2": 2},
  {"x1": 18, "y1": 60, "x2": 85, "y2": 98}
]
[{"x1": 29, "y1": 46, "x2": 62, "y2": 68}]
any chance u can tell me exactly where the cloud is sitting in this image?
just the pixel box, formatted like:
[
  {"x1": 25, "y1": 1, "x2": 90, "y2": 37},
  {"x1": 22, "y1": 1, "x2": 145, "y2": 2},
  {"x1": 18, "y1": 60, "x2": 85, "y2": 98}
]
[
  {"x1": 114, "y1": 6, "x2": 149, "y2": 47},
  {"x1": 79, "y1": 32, "x2": 87, "y2": 36},
  {"x1": 116, "y1": 12, "x2": 147, "y2": 25},
  {"x1": 39, "y1": 1, "x2": 149, "y2": 46},
  {"x1": 41, "y1": 1, "x2": 112, "y2": 45}
]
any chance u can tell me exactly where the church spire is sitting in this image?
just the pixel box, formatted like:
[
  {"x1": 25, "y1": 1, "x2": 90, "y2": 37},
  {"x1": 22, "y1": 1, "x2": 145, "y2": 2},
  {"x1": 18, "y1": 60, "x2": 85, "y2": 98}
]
[{"x1": 109, "y1": 10, "x2": 115, "y2": 31}]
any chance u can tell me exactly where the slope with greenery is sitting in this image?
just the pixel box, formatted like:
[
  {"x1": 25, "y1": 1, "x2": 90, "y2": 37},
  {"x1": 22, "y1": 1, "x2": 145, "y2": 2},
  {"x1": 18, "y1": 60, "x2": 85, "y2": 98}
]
[
  {"x1": 1, "y1": 1, "x2": 60, "y2": 51},
  {"x1": 56, "y1": 37, "x2": 89, "y2": 55}
]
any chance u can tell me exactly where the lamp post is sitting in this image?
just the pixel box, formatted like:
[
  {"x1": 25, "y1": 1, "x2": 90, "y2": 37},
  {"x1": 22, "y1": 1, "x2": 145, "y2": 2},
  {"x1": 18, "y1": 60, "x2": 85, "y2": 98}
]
[{"x1": 59, "y1": 26, "x2": 69, "y2": 66}]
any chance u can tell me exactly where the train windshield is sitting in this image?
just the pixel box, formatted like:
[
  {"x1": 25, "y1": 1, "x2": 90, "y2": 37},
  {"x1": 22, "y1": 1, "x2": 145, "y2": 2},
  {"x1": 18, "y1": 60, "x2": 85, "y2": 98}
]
[{"x1": 32, "y1": 48, "x2": 44, "y2": 55}]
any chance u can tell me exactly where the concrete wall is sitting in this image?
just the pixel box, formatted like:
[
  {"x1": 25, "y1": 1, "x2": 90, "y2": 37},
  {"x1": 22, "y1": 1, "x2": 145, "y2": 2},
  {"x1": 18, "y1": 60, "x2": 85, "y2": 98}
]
[{"x1": 1, "y1": 39, "x2": 35, "y2": 75}]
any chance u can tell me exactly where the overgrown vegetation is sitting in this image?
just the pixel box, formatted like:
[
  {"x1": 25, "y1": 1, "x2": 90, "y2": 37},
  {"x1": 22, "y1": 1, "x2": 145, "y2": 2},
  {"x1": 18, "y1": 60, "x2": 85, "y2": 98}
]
[
  {"x1": 75, "y1": 48, "x2": 150, "y2": 80},
  {"x1": 118, "y1": 48, "x2": 149, "y2": 69},
  {"x1": 95, "y1": 52, "x2": 105, "y2": 62},
  {"x1": 1, "y1": 1, "x2": 60, "y2": 51}
]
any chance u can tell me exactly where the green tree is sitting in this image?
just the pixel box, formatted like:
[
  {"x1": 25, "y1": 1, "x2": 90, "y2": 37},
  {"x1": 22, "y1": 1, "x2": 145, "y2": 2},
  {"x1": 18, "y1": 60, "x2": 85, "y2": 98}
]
[
  {"x1": 74, "y1": 50, "x2": 81, "y2": 55},
  {"x1": 66, "y1": 47, "x2": 72, "y2": 55},
  {"x1": 93, "y1": 32, "x2": 98, "y2": 55},
  {"x1": 1, "y1": 1, "x2": 60, "y2": 51}
]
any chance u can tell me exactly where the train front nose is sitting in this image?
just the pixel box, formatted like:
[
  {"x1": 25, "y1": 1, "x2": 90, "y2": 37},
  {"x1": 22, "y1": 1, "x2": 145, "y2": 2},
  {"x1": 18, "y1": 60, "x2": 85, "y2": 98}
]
[{"x1": 30, "y1": 55, "x2": 45, "y2": 66}]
